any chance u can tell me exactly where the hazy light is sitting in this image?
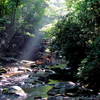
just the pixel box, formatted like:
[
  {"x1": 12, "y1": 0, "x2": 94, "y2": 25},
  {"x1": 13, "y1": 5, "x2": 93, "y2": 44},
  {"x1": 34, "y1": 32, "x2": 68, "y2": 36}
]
[
  {"x1": 20, "y1": 32, "x2": 43, "y2": 60},
  {"x1": 40, "y1": 23, "x2": 53, "y2": 32},
  {"x1": 20, "y1": 0, "x2": 67, "y2": 60}
]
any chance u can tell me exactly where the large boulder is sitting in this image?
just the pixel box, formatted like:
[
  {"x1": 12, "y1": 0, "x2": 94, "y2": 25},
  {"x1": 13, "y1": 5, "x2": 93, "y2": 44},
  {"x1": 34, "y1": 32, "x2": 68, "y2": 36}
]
[
  {"x1": 48, "y1": 82, "x2": 77, "y2": 96},
  {"x1": 3, "y1": 86, "x2": 27, "y2": 97},
  {"x1": 48, "y1": 81, "x2": 94, "y2": 97}
]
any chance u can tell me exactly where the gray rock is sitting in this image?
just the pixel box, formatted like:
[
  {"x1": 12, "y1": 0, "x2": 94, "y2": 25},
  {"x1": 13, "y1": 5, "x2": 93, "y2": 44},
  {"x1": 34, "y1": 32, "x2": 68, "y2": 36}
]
[
  {"x1": 3, "y1": 86, "x2": 27, "y2": 97},
  {"x1": 48, "y1": 96, "x2": 57, "y2": 100},
  {"x1": 48, "y1": 82, "x2": 78, "y2": 96},
  {"x1": 55, "y1": 82, "x2": 76, "y2": 89},
  {"x1": 56, "y1": 96, "x2": 63, "y2": 100},
  {"x1": 48, "y1": 88, "x2": 60, "y2": 96}
]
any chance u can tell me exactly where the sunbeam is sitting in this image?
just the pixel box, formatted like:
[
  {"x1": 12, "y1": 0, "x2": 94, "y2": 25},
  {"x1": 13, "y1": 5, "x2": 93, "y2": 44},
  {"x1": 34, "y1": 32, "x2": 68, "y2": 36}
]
[{"x1": 19, "y1": 0, "x2": 67, "y2": 60}]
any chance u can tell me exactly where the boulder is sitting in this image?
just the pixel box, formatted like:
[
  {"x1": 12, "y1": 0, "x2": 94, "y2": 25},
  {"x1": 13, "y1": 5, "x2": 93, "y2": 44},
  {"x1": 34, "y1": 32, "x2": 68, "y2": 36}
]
[
  {"x1": 55, "y1": 82, "x2": 76, "y2": 89},
  {"x1": 48, "y1": 81, "x2": 94, "y2": 97},
  {"x1": 3, "y1": 86, "x2": 27, "y2": 97},
  {"x1": 48, "y1": 82, "x2": 77, "y2": 96}
]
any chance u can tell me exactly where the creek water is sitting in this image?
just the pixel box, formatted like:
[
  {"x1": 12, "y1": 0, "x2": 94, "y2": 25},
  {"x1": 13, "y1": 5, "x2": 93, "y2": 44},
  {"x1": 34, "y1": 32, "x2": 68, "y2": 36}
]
[
  {"x1": 0, "y1": 67, "x2": 60, "y2": 100},
  {"x1": 24, "y1": 80, "x2": 60, "y2": 100}
]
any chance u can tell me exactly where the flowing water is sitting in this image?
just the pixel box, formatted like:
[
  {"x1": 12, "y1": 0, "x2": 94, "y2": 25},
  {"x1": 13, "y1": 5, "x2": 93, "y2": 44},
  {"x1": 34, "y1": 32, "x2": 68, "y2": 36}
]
[{"x1": 0, "y1": 63, "x2": 60, "y2": 100}]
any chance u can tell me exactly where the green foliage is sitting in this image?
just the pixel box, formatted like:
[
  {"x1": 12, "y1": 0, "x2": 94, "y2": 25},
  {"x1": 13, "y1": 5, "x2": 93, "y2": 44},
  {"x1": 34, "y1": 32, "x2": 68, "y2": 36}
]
[
  {"x1": 78, "y1": 37, "x2": 100, "y2": 91},
  {"x1": 0, "y1": 0, "x2": 100, "y2": 92},
  {"x1": 50, "y1": 0, "x2": 100, "y2": 88},
  {"x1": 0, "y1": 0, "x2": 46, "y2": 58},
  {"x1": 0, "y1": 0, "x2": 46, "y2": 29},
  {"x1": 0, "y1": 0, "x2": 46, "y2": 45},
  {"x1": 16, "y1": 0, "x2": 46, "y2": 35},
  {"x1": 51, "y1": 20, "x2": 88, "y2": 69}
]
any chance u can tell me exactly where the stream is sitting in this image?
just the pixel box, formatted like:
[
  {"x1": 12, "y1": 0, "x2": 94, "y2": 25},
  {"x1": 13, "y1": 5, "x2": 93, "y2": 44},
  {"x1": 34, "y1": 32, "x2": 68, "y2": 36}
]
[
  {"x1": 0, "y1": 60, "x2": 60, "y2": 100},
  {"x1": 0, "y1": 60, "x2": 100, "y2": 100}
]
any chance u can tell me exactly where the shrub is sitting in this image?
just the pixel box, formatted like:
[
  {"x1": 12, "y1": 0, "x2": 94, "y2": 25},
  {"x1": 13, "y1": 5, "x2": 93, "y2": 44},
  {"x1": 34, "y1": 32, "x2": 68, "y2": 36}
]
[{"x1": 78, "y1": 37, "x2": 100, "y2": 92}]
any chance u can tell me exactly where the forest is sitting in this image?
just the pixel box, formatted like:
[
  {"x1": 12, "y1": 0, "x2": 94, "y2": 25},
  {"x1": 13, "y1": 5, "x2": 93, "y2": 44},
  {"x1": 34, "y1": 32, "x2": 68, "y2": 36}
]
[{"x1": 0, "y1": 0, "x2": 100, "y2": 100}]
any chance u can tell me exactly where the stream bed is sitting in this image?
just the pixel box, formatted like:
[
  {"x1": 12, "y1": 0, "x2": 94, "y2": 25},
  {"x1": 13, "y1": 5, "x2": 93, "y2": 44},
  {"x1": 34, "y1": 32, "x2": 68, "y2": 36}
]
[
  {"x1": 0, "y1": 60, "x2": 100, "y2": 100},
  {"x1": 0, "y1": 61, "x2": 60, "y2": 100}
]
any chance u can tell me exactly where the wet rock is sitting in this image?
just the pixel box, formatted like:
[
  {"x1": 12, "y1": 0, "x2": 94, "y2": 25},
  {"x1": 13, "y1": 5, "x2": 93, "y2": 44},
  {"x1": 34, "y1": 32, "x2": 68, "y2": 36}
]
[
  {"x1": 36, "y1": 70, "x2": 46, "y2": 77},
  {"x1": 6, "y1": 67, "x2": 19, "y2": 72},
  {"x1": 56, "y1": 96, "x2": 63, "y2": 100},
  {"x1": 18, "y1": 67, "x2": 32, "y2": 72},
  {"x1": 25, "y1": 77, "x2": 38, "y2": 84},
  {"x1": 63, "y1": 96, "x2": 70, "y2": 100},
  {"x1": 55, "y1": 82, "x2": 76, "y2": 89},
  {"x1": 48, "y1": 96, "x2": 56, "y2": 100},
  {"x1": 48, "y1": 96, "x2": 100, "y2": 100},
  {"x1": 20, "y1": 60, "x2": 35, "y2": 67},
  {"x1": 48, "y1": 88, "x2": 60, "y2": 96},
  {"x1": 65, "y1": 92, "x2": 77, "y2": 97},
  {"x1": 51, "y1": 82, "x2": 94, "y2": 97},
  {"x1": 3, "y1": 86, "x2": 27, "y2": 97},
  {"x1": 48, "y1": 96, "x2": 64, "y2": 100},
  {"x1": 56, "y1": 81, "x2": 78, "y2": 95},
  {"x1": 0, "y1": 68, "x2": 7, "y2": 75},
  {"x1": 45, "y1": 69, "x2": 55, "y2": 75},
  {"x1": 52, "y1": 82, "x2": 95, "y2": 97},
  {"x1": 28, "y1": 69, "x2": 55, "y2": 84},
  {"x1": 48, "y1": 82, "x2": 78, "y2": 96},
  {"x1": 42, "y1": 98, "x2": 47, "y2": 100}
]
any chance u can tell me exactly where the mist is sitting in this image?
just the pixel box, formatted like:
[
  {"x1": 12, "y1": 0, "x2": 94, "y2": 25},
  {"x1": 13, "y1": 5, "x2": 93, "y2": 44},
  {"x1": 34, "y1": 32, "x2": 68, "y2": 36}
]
[{"x1": 19, "y1": 0, "x2": 67, "y2": 60}]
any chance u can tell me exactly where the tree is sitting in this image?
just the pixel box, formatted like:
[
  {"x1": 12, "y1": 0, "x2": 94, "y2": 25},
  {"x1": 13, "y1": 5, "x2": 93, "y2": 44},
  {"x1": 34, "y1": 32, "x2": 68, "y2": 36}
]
[
  {"x1": 78, "y1": 37, "x2": 100, "y2": 92},
  {"x1": 0, "y1": 0, "x2": 46, "y2": 57},
  {"x1": 50, "y1": 0, "x2": 100, "y2": 76}
]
